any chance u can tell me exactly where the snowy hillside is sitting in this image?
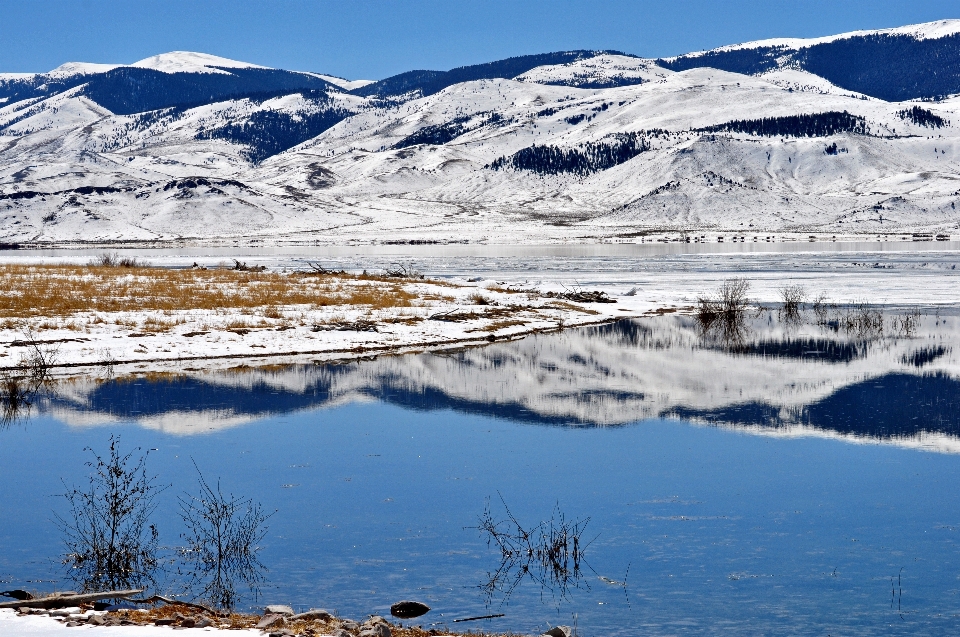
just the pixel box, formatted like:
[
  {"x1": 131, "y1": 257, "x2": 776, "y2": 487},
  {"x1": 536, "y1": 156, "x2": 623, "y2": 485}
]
[{"x1": 2, "y1": 20, "x2": 960, "y2": 245}]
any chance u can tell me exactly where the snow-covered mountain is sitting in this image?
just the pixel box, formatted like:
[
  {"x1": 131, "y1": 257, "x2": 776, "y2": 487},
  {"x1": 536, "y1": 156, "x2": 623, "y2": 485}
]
[{"x1": 3, "y1": 21, "x2": 960, "y2": 245}]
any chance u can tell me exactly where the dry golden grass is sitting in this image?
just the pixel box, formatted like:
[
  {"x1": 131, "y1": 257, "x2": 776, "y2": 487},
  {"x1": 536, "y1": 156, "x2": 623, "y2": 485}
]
[{"x1": 0, "y1": 265, "x2": 416, "y2": 318}]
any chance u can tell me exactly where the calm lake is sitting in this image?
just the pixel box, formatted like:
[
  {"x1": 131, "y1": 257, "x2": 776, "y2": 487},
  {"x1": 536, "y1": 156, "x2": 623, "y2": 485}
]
[{"x1": 3, "y1": 310, "x2": 960, "y2": 636}]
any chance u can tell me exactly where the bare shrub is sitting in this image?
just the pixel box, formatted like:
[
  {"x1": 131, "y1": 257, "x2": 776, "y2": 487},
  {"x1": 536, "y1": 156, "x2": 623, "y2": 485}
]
[
  {"x1": 57, "y1": 436, "x2": 165, "y2": 594},
  {"x1": 812, "y1": 292, "x2": 832, "y2": 323},
  {"x1": 94, "y1": 253, "x2": 142, "y2": 268},
  {"x1": 0, "y1": 333, "x2": 59, "y2": 426},
  {"x1": 474, "y1": 494, "x2": 592, "y2": 606},
  {"x1": 780, "y1": 284, "x2": 806, "y2": 322},
  {"x1": 696, "y1": 278, "x2": 751, "y2": 345},
  {"x1": 891, "y1": 308, "x2": 922, "y2": 337},
  {"x1": 178, "y1": 465, "x2": 272, "y2": 611},
  {"x1": 838, "y1": 301, "x2": 884, "y2": 337},
  {"x1": 0, "y1": 373, "x2": 31, "y2": 427}
]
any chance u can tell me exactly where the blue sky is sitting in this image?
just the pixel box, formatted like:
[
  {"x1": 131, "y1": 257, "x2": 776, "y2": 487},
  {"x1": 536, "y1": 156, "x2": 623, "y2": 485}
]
[{"x1": 0, "y1": 0, "x2": 957, "y2": 79}]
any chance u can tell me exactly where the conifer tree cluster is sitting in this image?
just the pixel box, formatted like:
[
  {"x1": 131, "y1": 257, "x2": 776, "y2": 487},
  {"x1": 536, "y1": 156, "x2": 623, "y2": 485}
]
[
  {"x1": 488, "y1": 132, "x2": 651, "y2": 176},
  {"x1": 897, "y1": 105, "x2": 948, "y2": 128},
  {"x1": 698, "y1": 111, "x2": 868, "y2": 137},
  {"x1": 197, "y1": 108, "x2": 351, "y2": 163},
  {"x1": 392, "y1": 112, "x2": 504, "y2": 149}
]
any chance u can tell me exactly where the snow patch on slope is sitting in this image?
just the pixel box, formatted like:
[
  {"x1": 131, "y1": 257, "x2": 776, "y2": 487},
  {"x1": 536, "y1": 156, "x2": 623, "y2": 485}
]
[
  {"x1": 515, "y1": 54, "x2": 671, "y2": 87},
  {"x1": 47, "y1": 61, "x2": 121, "y2": 78},
  {"x1": 131, "y1": 51, "x2": 270, "y2": 74},
  {"x1": 758, "y1": 68, "x2": 872, "y2": 98},
  {"x1": 679, "y1": 19, "x2": 960, "y2": 58},
  {"x1": 311, "y1": 74, "x2": 375, "y2": 91}
]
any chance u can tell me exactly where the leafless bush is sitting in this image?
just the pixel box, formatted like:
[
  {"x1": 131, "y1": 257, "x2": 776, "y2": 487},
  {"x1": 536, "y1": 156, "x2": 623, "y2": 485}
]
[
  {"x1": 0, "y1": 373, "x2": 31, "y2": 427},
  {"x1": 812, "y1": 292, "x2": 832, "y2": 324},
  {"x1": 891, "y1": 308, "x2": 922, "y2": 337},
  {"x1": 0, "y1": 334, "x2": 59, "y2": 426},
  {"x1": 57, "y1": 436, "x2": 165, "y2": 594},
  {"x1": 780, "y1": 284, "x2": 806, "y2": 322},
  {"x1": 178, "y1": 465, "x2": 272, "y2": 611},
  {"x1": 696, "y1": 278, "x2": 751, "y2": 345},
  {"x1": 474, "y1": 495, "x2": 593, "y2": 607},
  {"x1": 838, "y1": 301, "x2": 884, "y2": 337},
  {"x1": 94, "y1": 253, "x2": 143, "y2": 268}
]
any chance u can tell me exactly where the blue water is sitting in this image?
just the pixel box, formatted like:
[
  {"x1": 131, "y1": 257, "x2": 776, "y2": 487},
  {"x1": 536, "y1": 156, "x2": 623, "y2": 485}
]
[
  {"x1": 3, "y1": 397, "x2": 960, "y2": 635},
  {"x1": 4, "y1": 314, "x2": 960, "y2": 635}
]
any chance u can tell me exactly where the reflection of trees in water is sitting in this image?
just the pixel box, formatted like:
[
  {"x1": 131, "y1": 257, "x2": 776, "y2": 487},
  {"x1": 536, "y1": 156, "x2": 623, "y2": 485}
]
[
  {"x1": 55, "y1": 438, "x2": 271, "y2": 611},
  {"x1": 0, "y1": 338, "x2": 58, "y2": 427},
  {"x1": 177, "y1": 465, "x2": 272, "y2": 610},
  {"x1": 696, "y1": 278, "x2": 752, "y2": 348},
  {"x1": 56, "y1": 436, "x2": 164, "y2": 594},
  {"x1": 475, "y1": 495, "x2": 594, "y2": 608}
]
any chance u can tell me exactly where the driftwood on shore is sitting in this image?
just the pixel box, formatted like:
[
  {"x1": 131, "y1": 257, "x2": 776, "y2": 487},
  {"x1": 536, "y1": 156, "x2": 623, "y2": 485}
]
[
  {"x1": 0, "y1": 589, "x2": 144, "y2": 609},
  {"x1": 124, "y1": 594, "x2": 223, "y2": 617},
  {"x1": 0, "y1": 589, "x2": 224, "y2": 616}
]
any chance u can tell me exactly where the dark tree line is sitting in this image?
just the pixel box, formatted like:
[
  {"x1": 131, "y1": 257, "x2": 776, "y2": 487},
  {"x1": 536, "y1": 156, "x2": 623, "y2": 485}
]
[
  {"x1": 392, "y1": 112, "x2": 503, "y2": 149},
  {"x1": 488, "y1": 133, "x2": 651, "y2": 176},
  {"x1": 658, "y1": 33, "x2": 960, "y2": 102},
  {"x1": 697, "y1": 111, "x2": 869, "y2": 137},
  {"x1": 353, "y1": 50, "x2": 633, "y2": 99},
  {"x1": 197, "y1": 107, "x2": 351, "y2": 163},
  {"x1": 897, "y1": 105, "x2": 948, "y2": 128}
]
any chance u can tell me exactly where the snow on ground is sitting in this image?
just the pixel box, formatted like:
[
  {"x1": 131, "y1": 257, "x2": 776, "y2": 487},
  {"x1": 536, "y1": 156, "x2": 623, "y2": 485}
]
[
  {"x1": 0, "y1": 265, "x2": 624, "y2": 377},
  {"x1": 514, "y1": 53, "x2": 668, "y2": 87},
  {"x1": 130, "y1": 52, "x2": 270, "y2": 74},
  {"x1": 4, "y1": 43, "x2": 960, "y2": 243},
  {"x1": 309, "y1": 74, "x2": 374, "y2": 91},
  {"x1": 0, "y1": 242, "x2": 956, "y2": 377},
  {"x1": 672, "y1": 18, "x2": 960, "y2": 57}
]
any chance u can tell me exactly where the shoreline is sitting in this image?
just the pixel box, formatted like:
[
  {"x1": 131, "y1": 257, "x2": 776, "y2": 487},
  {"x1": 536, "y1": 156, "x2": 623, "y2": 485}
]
[
  {"x1": 1, "y1": 605, "x2": 531, "y2": 637},
  {"x1": 0, "y1": 263, "x2": 643, "y2": 379}
]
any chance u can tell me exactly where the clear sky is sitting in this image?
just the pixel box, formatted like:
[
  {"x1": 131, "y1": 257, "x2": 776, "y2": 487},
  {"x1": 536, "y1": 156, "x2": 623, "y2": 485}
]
[{"x1": 0, "y1": 0, "x2": 957, "y2": 80}]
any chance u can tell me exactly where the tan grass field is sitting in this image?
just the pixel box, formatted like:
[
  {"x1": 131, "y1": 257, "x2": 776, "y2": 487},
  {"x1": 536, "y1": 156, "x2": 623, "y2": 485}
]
[
  {"x1": 0, "y1": 263, "x2": 622, "y2": 374},
  {"x1": 0, "y1": 264, "x2": 421, "y2": 319}
]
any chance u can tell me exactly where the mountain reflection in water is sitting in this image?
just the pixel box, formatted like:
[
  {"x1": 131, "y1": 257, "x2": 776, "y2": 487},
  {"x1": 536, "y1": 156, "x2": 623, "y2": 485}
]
[{"x1": 44, "y1": 312, "x2": 960, "y2": 451}]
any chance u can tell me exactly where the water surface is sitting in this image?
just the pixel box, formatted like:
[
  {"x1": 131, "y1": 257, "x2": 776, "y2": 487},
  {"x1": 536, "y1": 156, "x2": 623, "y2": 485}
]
[{"x1": 3, "y1": 313, "x2": 960, "y2": 635}]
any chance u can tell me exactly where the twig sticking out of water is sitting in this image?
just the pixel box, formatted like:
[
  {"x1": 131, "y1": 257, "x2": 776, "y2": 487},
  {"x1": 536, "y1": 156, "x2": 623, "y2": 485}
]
[
  {"x1": 473, "y1": 494, "x2": 594, "y2": 607},
  {"x1": 1, "y1": 332, "x2": 59, "y2": 426},
  {"x1": 177, "y1": 462, "x2": 272, "y2": 611},
  {"x1": 891, "y1": 308, "x2": 921, "y2": 337}
]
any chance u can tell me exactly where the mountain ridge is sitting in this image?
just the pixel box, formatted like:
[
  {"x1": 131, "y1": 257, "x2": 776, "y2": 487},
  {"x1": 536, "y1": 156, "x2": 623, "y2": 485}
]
[{"x1": 2, "y1": 20, "x2": 960, "y2": 244}]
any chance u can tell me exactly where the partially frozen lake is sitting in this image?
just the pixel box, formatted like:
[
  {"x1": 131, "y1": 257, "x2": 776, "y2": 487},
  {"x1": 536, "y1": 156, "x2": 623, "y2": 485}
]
[{"x1": 3, "y1": 311, "x2": 960, "y2": 636}]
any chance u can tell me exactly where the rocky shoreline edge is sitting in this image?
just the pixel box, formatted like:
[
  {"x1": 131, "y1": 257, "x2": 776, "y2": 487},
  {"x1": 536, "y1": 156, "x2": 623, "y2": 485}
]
[{"x1": 5, "y1": 601, "x2": 565, "y2": 637}]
